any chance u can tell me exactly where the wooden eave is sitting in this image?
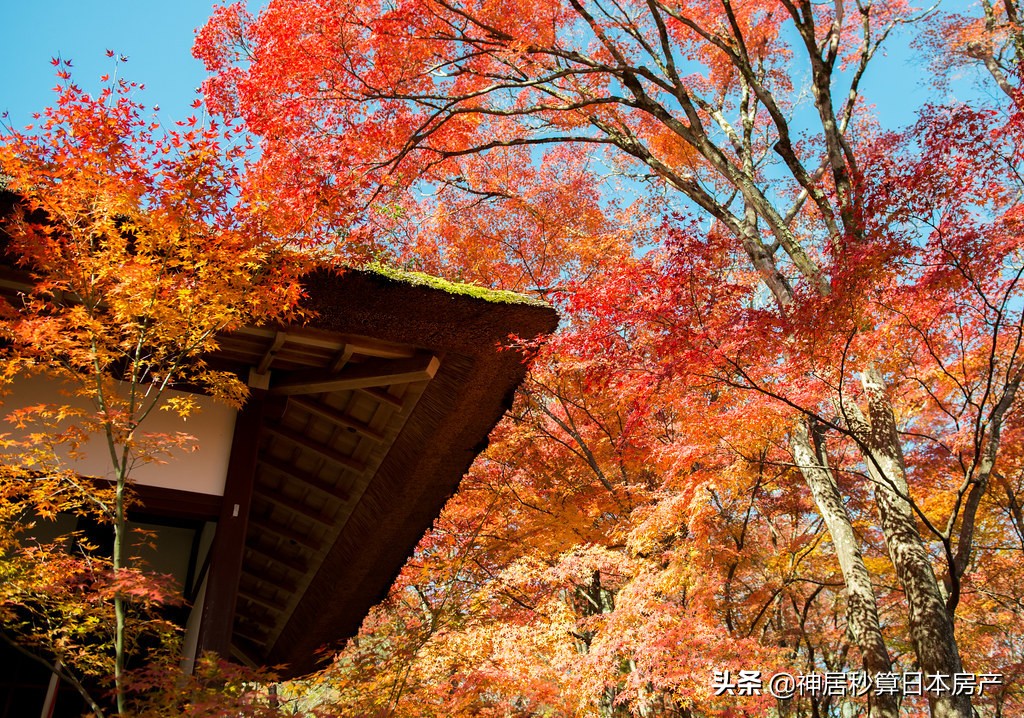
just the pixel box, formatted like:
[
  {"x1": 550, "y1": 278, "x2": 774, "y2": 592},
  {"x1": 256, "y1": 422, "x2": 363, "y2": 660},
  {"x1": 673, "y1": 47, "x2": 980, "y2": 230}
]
[{"x1": 214, "y1": 268, "x2": 557, "y2": 676}]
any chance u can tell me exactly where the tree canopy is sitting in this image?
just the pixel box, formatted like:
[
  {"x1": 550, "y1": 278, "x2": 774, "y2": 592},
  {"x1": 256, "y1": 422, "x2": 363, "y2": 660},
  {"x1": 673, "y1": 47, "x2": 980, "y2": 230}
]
[
  {"x1": 4, "y1": 0, "x2": 1024, "y2": 715},
  {"x1": 0, "y1": 60, "x2": 310, "y2": 716},
  {"x1": 193, "y1": 0, "x2": 1024, "y2": 716}
]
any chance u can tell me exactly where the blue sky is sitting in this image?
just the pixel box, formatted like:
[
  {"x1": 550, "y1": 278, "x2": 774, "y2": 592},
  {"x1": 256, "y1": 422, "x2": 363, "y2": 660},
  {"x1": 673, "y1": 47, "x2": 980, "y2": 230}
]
[
  {"x1": 0, "y1": 0, "x2": 976, "y2": 136},
  {"x1": 0, "y1": 1, "x2": 229, "y2": 129}
]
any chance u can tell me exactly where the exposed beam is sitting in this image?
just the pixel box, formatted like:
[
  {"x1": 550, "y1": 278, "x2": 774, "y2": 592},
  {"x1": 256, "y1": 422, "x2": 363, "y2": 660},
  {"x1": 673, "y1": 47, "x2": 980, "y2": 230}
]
[
  {"x1": 245, "y1": 541, "x2": 309, "y2": 575},
  {"x1": 257, "y1": 331, "x2": 288, "y2": 374},
  {"x1": 234, "y1": 600, "x2": 276, "y2": 625},
  {"x1": 360, "y1": 386, "x2": 404, "y2": 409},
  {"x1": 241, "y1": 572, "x2": 298, "y2": 598},
  {"x1": 341, "y1": 337, "x2": 418, "y2": 359},
  {"x1": 249, "y1": 515, "x2": 323, "y2": 551},
  {"x1": 232, "y1": 620, "x2": 271, "y2": 645},
  {"x1": 235, "y1": 327, "x2": 418, "y2": 359},
  {"x1": 248, "y1": 367, "x2": 271, "y2": 391},
  {"x1": 289, "y1": 396, "x2": 386, "y2": 442},
  {"x1": 258, "y1": 455, "x2": 352, "y2": 502},
  {"x1": 238, "y1": 586, "x2": 286, "y2": 614},
  {"x1": 233, "y1": 326, "x2": 342, "y2": 351},
  {"x1": 254, "y1": 485, "x2": 335, "y2": 527},
  {"x1": 230, "y1": 638, "x2": 266, "y2": 667},
  {"x1": 269, "y1": 353, "x2": 440, "y2": 396},
  {"x1": 233, "y1": 629, "x2": 269, "y2": 647},
  {"x1": 330, "y1": 345, "x2": 354, "y2": 372},
  {"x1": 265, "y1": 422, "x2": 367, "y2": 472}
]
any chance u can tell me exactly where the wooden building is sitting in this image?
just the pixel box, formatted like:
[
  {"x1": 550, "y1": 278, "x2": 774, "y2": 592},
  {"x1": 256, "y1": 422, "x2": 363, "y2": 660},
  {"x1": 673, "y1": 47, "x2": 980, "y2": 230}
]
[
  {"x1": 0, "y1": 191, "x2": 558, "y2": 712},
  {"x1": 186, "y1": 267, "x2": 558, "y2": 675}
]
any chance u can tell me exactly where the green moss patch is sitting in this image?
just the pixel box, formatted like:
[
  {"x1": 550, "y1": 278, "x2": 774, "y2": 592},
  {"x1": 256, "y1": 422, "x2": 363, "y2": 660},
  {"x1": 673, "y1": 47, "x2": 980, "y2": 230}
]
[{"x1": 363, "y1": 262, "x2": 551, "y2": 308}]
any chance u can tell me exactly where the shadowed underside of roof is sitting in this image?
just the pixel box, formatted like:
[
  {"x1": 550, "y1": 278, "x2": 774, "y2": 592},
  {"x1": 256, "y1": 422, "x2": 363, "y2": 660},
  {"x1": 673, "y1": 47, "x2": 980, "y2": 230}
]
[{"x1": 215, "y1": 269, "x2": 558, "y2": 676}]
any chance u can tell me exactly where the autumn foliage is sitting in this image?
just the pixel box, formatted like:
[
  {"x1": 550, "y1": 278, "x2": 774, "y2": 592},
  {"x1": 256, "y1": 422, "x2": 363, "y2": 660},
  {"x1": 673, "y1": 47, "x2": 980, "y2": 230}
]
[
  {"x1": 0, "y1": 61, "x2": 309, "y2": 715},
  {"x1": 191, "y1": 0, "x2": 1024, "y2": 716},
  {"x1": 5, "y1": 0, "x2": 1024, "y2": 714}
]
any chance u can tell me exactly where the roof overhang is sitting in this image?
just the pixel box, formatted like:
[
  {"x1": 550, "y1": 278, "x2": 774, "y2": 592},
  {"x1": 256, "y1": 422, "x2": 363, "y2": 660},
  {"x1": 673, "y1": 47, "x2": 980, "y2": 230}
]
[{"x1": 212, "y1": 268, "x2": 557, "y2": 674}]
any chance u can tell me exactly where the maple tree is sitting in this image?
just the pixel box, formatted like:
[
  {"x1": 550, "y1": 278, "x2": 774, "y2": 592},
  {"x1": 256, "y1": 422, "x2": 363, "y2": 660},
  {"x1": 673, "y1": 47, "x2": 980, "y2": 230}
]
[
  {"x1": 192, "y1": 0, "x2": 1024, "y2": 715},
  {"x1": 920, "y1": 0, "x2": 1024, "y2": 106},
  {"x1": 0, "y1": 60, "x2": 309, "y2": 715}
]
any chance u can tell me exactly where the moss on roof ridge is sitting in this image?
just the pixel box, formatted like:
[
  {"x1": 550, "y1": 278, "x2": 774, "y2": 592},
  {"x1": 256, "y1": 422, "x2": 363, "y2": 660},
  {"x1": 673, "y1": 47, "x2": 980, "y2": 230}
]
[{"x1": 361, "y1": 261, "x2": 552, "y2": 308}]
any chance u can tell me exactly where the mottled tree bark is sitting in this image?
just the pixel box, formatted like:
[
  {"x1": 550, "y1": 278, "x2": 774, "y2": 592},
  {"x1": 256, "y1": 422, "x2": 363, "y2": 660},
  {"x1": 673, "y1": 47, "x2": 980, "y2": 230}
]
[
  {"x1": 850, "y1": 368, "x2": 972, "y2": 718},
  {"x1": 792, "y1": 422, "x2": 899, "y2": 718}
]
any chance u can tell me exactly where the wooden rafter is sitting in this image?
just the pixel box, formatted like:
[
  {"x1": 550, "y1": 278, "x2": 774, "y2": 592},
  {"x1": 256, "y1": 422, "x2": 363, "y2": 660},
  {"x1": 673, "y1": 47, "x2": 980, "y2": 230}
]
[
  {"x1": 233, "y1": 327, "x2": 418, "y2": 357},
  {"x1": 360, "y1": 386, "x2": 404, "y2": 409},
  {"x1": 249, "y1": 515, "x2": 323, "y2": 551},
  {"x1": 238, "y1": 586, "x2": 286, "y2": 614},
  {"x1": 234, "y1": 326, "x2": 343, "y2": 351},
  {"x1": 231, "y1": 639, "x2": 269, "y2": 668},
  {"x1": 233, "y1": 629, "x2": 270, "y2": 647},
  {"x1": 265, "y1": 422, "x2": 367, "y2": 472},
  {"x1": 241, "y1": 571, "x2": 298, "y2": 597},
  {"x1": 235, "y1": 602, "x2": 276, "y2": 625},
  {"x1": 269, "y1": 353, "x2": 440, "y2": 396},
  {"x1": 232, "y1": 619, "x2": 271, "y2": 645},
  {"x1": 341, "y1": 337, "x2": 418, "y2": 359},
  {"x1": 258, "y1": 455, "x2": 352, "y2": 502},
  {"x1": 256, "y1": 331, "x2": 288, "y2": 374},
  {"x1": 254, "y1": 485, "x2": 335, "y2": 527},
  {"x1": 288, "y1": 396, "x2": 386, "y2": 442},
  {"x1": 245, "y1": 541, "x2": 309, "y2": 574},
  {"x1": 330, "y1": 345, "x2": 354, "y2": 372}
]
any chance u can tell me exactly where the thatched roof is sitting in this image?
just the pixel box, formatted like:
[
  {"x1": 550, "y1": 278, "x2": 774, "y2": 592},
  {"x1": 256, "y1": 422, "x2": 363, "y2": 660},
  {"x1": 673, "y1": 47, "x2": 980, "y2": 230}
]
[{"x1": 221, "y1": 267, "x2": 557, "y2": 675}]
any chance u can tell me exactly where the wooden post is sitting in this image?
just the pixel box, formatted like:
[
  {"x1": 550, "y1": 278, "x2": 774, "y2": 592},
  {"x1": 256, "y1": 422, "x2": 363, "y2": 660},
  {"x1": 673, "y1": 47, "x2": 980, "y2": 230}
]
[{"x1": 195, "y1": 389, "x2": 266, "y2": 659}]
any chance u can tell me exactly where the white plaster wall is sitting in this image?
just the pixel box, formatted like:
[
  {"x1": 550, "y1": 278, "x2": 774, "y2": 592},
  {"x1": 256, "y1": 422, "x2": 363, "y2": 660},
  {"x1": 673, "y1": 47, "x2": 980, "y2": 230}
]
[{"x1": 2, "y1": 374, "x2": 237, "y2": 496}]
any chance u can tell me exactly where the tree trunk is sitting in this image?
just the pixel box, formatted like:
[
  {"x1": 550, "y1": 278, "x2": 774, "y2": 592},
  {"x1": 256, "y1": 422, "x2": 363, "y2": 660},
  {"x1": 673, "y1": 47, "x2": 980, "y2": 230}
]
[
  {"x1": 855, "y1": 368, "x2": 972, "y2": 718},
  {"x1": 113, "y1": 462, "x2": 127, "y2": 717},
  {"x1": 792, "y1": 423, "x2": 900, "y2": 718}
]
